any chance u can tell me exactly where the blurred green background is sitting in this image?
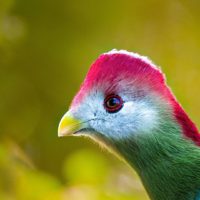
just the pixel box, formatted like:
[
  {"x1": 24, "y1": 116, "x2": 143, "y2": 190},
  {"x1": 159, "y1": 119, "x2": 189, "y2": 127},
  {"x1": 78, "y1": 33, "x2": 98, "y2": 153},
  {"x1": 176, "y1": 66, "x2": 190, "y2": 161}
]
[{"x1": 0, "y1": 0, "x2": 200, "y2": 199}]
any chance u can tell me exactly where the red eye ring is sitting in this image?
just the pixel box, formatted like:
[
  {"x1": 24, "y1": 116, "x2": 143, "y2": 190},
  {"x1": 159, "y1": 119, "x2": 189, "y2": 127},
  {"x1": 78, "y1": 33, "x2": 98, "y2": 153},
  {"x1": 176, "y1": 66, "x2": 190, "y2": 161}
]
[{"x1": 104, "y1": 94, "x2": 123, "y2": 113}]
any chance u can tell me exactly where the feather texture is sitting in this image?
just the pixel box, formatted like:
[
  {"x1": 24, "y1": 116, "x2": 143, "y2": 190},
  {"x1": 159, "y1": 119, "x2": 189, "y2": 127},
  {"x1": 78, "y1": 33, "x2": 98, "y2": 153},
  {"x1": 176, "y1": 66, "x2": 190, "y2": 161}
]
[{"x1": 59, "y1": 50, "x2": 200, "y2": 200}]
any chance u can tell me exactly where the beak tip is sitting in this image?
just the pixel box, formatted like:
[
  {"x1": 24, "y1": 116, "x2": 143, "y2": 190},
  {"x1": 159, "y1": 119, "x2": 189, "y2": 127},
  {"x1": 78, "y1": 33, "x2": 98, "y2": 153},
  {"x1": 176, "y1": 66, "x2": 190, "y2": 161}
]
[
  {"x1": 58, "y1": 128, "x2": 68, "y2": 137},
  {"x1": 58, "y1": 126, "x2": 74, "y2": 137},
  {"x1": 58, "y1": 111, "x2": 83, "y2": 138},
  {"x1": 58, "y1": 132, "x2": 64, "y2": 137}
]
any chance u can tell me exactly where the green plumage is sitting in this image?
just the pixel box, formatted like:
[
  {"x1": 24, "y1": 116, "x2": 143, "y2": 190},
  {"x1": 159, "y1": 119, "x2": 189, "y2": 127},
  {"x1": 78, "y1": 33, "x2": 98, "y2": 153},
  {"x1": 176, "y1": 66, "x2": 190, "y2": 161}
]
[{"x1": 111, "y1": 114, "x2": 200, "y2": 200}]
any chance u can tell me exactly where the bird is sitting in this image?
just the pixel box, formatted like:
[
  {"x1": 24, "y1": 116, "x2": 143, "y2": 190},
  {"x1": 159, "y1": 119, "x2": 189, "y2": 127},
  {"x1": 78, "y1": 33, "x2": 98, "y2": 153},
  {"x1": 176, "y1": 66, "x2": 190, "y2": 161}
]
[{"x1": 58, "y1": 49, "x2": 200, "y2": 200}]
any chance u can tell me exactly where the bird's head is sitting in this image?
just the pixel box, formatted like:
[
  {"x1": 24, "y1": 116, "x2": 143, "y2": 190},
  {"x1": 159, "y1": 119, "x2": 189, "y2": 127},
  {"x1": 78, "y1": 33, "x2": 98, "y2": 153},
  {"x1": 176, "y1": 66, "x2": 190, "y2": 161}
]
[
  {"x1": 58, "y1": 49, "x2": 200, "y2": 200},
  {"x1": 58, "y1": 49, "x2": 199, "y2": 157}
]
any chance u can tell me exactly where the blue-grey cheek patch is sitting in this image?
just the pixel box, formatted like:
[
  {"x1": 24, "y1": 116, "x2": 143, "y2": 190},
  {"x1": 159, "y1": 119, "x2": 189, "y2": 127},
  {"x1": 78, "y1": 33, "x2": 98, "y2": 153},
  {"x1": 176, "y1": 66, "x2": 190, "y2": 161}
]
[
  {"x1": 89, "y1": 99, "x2": 159, "y2": 141},
  {"x1": 72, "y1": 90, "x2": 160, "y2": 142}
]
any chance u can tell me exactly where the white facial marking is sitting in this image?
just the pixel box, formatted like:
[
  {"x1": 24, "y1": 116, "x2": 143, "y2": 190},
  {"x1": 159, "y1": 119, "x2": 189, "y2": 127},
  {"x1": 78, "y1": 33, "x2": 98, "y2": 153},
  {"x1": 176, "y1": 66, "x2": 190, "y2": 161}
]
[
  {"x1": 72, "y1": 89, "x2": 159, "y2": 141},
  {"x1": 120, "y1": 102, "x2": 135, "y2": 114},
  {"x1": 121, "y1": 100, "x2": 158, "y2": 133}
]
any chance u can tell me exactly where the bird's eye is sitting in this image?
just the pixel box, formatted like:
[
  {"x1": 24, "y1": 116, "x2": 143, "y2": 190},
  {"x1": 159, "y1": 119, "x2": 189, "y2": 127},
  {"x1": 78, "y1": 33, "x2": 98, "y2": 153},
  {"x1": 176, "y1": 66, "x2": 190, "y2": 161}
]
[{"x1": 104, "y1": 94, "x2": 123, "y2": 113}]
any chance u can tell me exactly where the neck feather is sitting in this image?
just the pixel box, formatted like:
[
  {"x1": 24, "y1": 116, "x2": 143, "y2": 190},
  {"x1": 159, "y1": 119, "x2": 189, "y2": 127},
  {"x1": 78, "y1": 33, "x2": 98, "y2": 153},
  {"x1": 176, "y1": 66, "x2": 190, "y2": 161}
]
[{"x1": 114, "y1": 110, "x2": 200, "y2": 200}]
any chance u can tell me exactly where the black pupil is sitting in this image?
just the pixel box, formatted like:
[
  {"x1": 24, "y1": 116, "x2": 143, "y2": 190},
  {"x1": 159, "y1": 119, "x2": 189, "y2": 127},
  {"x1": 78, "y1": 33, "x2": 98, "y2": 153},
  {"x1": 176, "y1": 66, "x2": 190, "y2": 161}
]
[{"x1": 107, "y1": 97, "x2": 120, "y2": 107}]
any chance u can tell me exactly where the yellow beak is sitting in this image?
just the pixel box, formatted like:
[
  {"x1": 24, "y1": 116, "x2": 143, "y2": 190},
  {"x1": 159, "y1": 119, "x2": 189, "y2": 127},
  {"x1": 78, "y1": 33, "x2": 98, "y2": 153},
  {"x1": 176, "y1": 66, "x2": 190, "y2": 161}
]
[{"x1": 58, "y1": 112, "x2": 82, "y2": 137}]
